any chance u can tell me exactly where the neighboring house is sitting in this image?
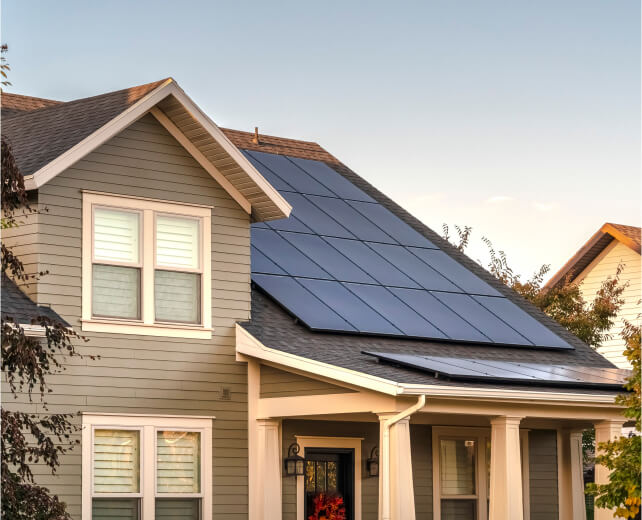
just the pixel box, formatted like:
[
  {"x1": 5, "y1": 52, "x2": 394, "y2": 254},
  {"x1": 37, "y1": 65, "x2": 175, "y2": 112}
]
[
  {"x1": 545, "y1": 223, "x2": 641, "y2": 369},
  {"x1": 0, "y1": 80, "x2": 631, "y2": 520}
]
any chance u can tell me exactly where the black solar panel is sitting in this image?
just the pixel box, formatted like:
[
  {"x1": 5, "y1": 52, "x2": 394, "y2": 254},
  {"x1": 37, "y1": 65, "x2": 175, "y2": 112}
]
[
  {"x1": 363, "y1": 352, "x2": 630, "y2": 390},
  {"x1": 248, "y1": 151, "x2": 575, "y2": 350}
]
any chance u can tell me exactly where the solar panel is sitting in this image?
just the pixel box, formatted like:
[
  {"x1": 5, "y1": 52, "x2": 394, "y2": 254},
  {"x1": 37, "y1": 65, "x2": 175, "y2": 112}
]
[
  {"x1": 251, "y1": 228, "x2": 331, "y2": 279},
  {"x1": 297, "y1": 278, "x2": 401, "y2": 335},
  {"x1": 288, "y1": 156, "x2": 376, "y2": 202},
  {"x1": 253, "y1": 274, "x2": 356, "y2": 331},
  {"x1": 408, "y1": 248, "x2": 501, "y2": 297},
  {"x1": 344, "y1": 283, "x2": 447, "y2": 338},
  {"x1": 279, "y1": 232, "x2": 376, "y2": 284},
  {"x1": 363, "y1": 352, "x2": 630, "y2": 390},
  {"x1": 366, "y1": 242, "x2": 461, "y2": 293},
  {"x1": 473, "y1": 296, "x2": 572, "y2": 349},
  {"x1": 246, "y1": 150, "x2": 575, "y2": 350},
  {"x1": 246, "y1": 150, "x2": 335, "y2": 197}
]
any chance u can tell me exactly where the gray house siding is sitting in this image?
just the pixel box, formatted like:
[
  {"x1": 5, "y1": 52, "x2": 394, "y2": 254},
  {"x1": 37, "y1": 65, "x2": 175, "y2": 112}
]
[
  {"x1": 529, "y1": 430, "x2": 559, "y2": 520},
  {"x1": 260, "y1": 365, "x2": 355, "y2": 398},
  {"x1": 3, "y1": 113, "x2": 251, "y2": 519}
]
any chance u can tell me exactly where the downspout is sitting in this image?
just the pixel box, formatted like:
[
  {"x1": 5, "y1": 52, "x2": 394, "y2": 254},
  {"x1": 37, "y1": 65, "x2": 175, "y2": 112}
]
[{"x1": 381, "y1": 394, "x2": 426, "y2": 520}]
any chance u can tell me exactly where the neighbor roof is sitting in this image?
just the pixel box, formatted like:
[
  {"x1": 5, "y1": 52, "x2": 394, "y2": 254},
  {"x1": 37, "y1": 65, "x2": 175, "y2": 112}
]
[
  {"x1": 1, "y1": 273, "x2": 69, "y2": 326},
  {"x1": 231, "y1": 133, "x2": 620, "y2": 392},
  {"x1": 1, "y1": 81, "x2": 291, "y2": 221},
  {"x1": 545, "y1": 222, "x2": 641, "y2": 289}
]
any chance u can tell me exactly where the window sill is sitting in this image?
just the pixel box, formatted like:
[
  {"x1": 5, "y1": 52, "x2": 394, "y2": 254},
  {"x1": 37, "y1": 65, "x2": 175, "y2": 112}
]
[{"x1": 81, "y1": 319, "x2": 213, "y2": 339}]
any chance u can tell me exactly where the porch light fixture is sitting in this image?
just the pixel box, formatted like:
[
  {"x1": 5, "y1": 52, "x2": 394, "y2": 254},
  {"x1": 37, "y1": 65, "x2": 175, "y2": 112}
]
[
  {"x1": 367, "y1": 446, "x2": 379, "y2": 477},
  {"x1": 284, "y1": 442, "x2": 305, "y2": 477}
]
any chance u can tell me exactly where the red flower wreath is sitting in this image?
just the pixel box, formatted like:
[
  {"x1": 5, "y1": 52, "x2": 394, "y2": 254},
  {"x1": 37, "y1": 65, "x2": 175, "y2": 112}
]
[{"x1": 307, "y1": 492, "x2": 347, "y2": 520}]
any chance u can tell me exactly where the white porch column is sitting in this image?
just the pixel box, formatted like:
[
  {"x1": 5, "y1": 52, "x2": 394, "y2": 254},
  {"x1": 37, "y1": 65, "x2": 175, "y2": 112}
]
[
  {"x1": 248, "y1": 359, "x2": 282, "y2": 520},
  {"x1": 378, "y1": 414, "x2": 416, "y2": 520},
  {"x1": 558, "y1": 429, "x2": 587, "y2": 520},
  {"x1": 489, "y1": 416, "x2": 524, "y2": 520},
  {"x1": 594, "y1": 420, "x2": 626, "y2": 520}
]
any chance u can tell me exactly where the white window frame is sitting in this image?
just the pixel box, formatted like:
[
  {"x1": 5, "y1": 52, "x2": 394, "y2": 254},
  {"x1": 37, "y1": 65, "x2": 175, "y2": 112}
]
[
  {"x1": 295, "y1": 435, "x2": 363, "y2": 520},
  {"x1": 82, "y1": 191, "x2": 212, "y2": 338},
  {"x1": 82, "y1": 413, "x2": 213, "y2": 520},
  {"x1": 431, "y1": 426, "x2": 530, "y2": 520}
]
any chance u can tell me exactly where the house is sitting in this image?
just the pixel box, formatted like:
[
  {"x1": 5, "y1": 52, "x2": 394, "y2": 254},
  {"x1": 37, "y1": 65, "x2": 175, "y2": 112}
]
[
  {"x1": 545, "y1": 223, "x2": 641, "y2": 369},
  {"x1": 1, "y1": 79, "x2": 631, "y2": 520}
]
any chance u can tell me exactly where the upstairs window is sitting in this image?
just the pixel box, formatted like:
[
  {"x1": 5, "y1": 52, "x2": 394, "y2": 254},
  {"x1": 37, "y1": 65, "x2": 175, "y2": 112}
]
[{"x1": 82, "y1": 192, "x2": 212, "y2": 338}]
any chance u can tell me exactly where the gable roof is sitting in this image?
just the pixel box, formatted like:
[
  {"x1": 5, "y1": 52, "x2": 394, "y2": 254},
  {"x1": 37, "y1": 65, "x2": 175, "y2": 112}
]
[
  {"x1": 1, "y1": 81, "x2": 291, "y2": 221},
  {"x1": 545, "y1": 222, "x2": 641, "y2": 290},
  {"x1": 1, "y1": 273, "x2": 69, "y2": 327}
]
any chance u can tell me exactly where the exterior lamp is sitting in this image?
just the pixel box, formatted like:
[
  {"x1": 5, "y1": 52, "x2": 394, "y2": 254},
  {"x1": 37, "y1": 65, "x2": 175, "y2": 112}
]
[
  {"x1": 367, "y1": 446, "x2": 379, "y2": 477},
  {"x1": 284, "y1": 443, "x2": 305, "y2": 477}
]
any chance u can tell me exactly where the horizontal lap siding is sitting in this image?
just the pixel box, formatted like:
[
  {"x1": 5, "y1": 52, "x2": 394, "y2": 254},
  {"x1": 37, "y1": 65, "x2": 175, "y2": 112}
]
[
  {"x1": 411, "y1": 425, "x2": 433, "y2": 519},
  {"x1": 4, "y1": 114, "x2": 251, "y2": 519},
  {"x1": 260, "y1": 365, "x2": 355, "y2": 397},
  {"x1": 529, "y1": 430, "x2": 559, "y2": 520},
  {"x1": 576, "y1": 241, "x2": 641, "y2": 368}
]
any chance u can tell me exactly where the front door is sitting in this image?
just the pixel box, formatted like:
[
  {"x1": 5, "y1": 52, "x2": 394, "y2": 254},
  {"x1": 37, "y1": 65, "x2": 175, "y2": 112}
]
[{"x1": 304, "y1": 448, "x2": 354, "y2": 520}]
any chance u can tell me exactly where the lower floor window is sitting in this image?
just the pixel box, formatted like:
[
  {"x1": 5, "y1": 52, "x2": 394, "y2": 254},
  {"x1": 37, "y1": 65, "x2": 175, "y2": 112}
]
[{"x1": 83, "y1": 415, "x2": 212, "y2": 520}]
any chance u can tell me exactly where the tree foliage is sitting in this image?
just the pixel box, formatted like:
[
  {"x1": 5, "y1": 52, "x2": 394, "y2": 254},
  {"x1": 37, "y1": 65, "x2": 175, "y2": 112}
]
[
  {"x1": 1, "y1": 89, "x2": 89, "y2": 517},
  {"x1": 585, "y1": 320, "x2": 641, "y2": 519}
]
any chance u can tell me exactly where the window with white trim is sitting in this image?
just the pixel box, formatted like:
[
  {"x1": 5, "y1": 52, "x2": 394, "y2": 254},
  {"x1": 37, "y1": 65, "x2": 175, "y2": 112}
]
[
  {"x1": 82, "y1": 192, "x2": 212, "y2": 338},
  {"x1": 83, "y1": 414, "x2": 213, "y2": 520}
]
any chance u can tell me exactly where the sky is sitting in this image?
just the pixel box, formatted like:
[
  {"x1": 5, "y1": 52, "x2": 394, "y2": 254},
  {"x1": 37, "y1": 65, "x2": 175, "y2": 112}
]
[{"x1": 3, "y1": 0, "x2": 640, "y2": 279}]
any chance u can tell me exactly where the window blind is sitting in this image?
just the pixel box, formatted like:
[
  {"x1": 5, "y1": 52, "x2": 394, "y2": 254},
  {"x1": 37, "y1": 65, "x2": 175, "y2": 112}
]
[
  {"x1": 155, "y1": 498, "x2": 200, "y2": 520},
  {"x1": 155, "y1": 271, "x2": 200, "y2": 323},
  {"x1": 92, "y1": 498, "x2": 140, "y2": 520},
  {"x1": 156, "y1": 431, "x2": 201, "y2": 494},
  {"x1": 94, "y1": 208, "x2": 140, "y2": 264},
  {"x1": 439, "y1": 439, "x2": 476, "y2": 495},
  {"x1": 93, "y1": 429, "x2": 140, "y2": 494},
  {"x1": 92, "y1": 265, "x2": 140, "y2": 319},
  {"x1": 156, "y1": 216, "x2": 200, "y2": 269}
]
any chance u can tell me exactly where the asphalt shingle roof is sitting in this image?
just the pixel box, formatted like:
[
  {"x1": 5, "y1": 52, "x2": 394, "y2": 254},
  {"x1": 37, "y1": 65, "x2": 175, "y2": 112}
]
[{"x1": 1, "y1": 273, "x2": 68, "y2": 326}]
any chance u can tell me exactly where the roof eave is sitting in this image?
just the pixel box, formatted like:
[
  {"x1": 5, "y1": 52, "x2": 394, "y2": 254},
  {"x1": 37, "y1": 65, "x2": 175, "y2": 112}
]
[{"x1": 22, "y1": 79, "x2": 291, "y2": 221}]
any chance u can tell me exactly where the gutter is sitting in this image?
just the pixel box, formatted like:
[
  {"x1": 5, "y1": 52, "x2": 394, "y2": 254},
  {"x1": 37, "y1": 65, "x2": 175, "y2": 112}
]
[{"x1": 380, "y1": 394, "x2": 426, "y2": 520}]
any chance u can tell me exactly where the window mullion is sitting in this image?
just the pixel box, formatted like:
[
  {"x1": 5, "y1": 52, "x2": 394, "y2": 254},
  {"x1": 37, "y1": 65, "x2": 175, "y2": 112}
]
[
  {"x1": 142, "y1": 425, "x2": 155, "y2": 520},
  {"x1": 142, "y1": 209, "x2": 155, "y2": 325}
]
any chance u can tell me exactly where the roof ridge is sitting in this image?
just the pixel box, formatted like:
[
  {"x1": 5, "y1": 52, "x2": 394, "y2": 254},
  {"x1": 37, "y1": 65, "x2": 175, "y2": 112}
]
[{"x1": 2, "y1": 92, "x2": 62, "y2": 104}]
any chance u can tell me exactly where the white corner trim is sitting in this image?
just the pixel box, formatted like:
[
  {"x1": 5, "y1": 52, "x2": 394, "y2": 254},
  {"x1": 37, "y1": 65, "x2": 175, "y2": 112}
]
[{"x1": 235, "y1": 325, "x2": 620, "y2": 405}]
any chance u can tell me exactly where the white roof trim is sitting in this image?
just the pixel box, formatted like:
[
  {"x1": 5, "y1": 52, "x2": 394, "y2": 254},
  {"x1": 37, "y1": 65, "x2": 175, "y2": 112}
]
[
  {"x1": 22, "y1": 79, "x2": 291, "y2": 219},
  {"x1": 235, "y1": 324, "x2": 618, "y2": 405}
]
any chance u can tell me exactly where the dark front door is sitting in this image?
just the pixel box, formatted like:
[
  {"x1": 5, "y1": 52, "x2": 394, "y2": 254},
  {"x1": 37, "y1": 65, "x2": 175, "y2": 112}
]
[{"x1": 304, "y1": 448, "x2": 354, "y2": 520}]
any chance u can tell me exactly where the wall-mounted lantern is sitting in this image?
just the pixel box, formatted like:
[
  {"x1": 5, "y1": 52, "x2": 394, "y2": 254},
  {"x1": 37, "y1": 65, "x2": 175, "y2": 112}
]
[
  {"x1": 284, "y1": 442, "x2": 305, "y2": 477},
  {"x1": 367, "y1": 446, "x2": 379, "y2": 477}
]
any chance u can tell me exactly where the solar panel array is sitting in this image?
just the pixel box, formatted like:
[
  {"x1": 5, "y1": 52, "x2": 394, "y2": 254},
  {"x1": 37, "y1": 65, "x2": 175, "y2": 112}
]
[
  {"x1": 363, "y1": 352, "x2": 630, "y2": 390},
  {"x1": 245, "y1": 149, "x2": 573, "y2": 350}
]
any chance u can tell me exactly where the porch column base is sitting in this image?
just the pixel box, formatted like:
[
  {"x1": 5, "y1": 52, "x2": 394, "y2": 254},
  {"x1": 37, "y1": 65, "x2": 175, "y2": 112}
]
[
  {"x1": 251, "y1": 418, "x2": 282, "y2": 519},
  {"x1": 378, "y1": 414, "x2": 416, "y2": 520},
  {"x1": 489, "y1": 416, "x2": 524, "y2": 520},
  {"x1": 594, "y1": 420, "x2": 626, "y2": 520}
]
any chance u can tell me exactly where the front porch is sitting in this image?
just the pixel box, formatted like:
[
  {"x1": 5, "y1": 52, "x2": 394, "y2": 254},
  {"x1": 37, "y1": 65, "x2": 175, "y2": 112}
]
[{"x1": 243, "y1": 357, "x2": 625, "y2": 520}]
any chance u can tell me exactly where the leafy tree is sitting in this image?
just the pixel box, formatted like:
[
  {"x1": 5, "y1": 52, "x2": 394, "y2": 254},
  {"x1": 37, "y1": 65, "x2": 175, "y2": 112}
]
[
  {"x1": 1, "y1": 53, "x2": 90, "y2": 519},
  {"x1": 585, "y1": 320, "x2": 641, "y2": 519}
]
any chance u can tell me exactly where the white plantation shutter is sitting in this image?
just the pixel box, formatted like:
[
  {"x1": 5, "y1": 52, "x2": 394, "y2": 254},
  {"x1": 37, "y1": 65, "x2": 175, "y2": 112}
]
[
  {"x1": 93, "y1": 429, "x2": 140, "y2": 494},
  {"x1": 156, "y1": 216, "x2": 200, "y2": 269},
  {"x1": 156, "y1": 431, "x2": 201, "y2": 494},
  {"x1": 94, "y1": 208, "x2": 140, "y2": 264}
]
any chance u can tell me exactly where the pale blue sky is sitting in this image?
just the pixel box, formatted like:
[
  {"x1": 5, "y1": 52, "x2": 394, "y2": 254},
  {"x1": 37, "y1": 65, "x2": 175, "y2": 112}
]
[{"x1": 3, "y1": 0, "x2": 640, "y2": 278}]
